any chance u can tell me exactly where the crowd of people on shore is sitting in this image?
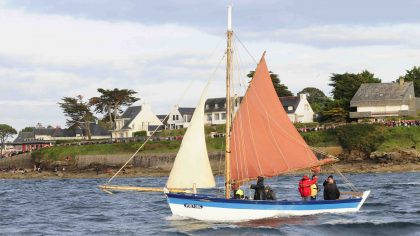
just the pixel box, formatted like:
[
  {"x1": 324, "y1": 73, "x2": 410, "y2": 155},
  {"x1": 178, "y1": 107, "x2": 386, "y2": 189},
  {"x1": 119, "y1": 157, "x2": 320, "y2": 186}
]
[
  {"x1": 232, "y1": 174, "x2": 341, "y2": 201},
  {"x1": 382, "y1": 120, "x2": 420, "y2": 127},
  {"x1": 297, "y1": 119, "x2": 420, "y2": 133}
]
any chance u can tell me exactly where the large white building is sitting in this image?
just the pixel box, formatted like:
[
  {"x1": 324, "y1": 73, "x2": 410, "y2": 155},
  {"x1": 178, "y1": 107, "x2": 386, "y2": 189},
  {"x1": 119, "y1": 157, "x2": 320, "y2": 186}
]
[
  {"x1": 112, "y1": 104, "x2": 163, "y2": 138},
  {"x1": 165, "y1": 105, "x2": 195, "y2": 129},
  {"x1": 204, "y1": 97, "x2": 241, "y2": 125},
  {"x1": 204, "y1": 94, "x2": 314, "y2": 124},
  {"x1": 350, "y1": 79, "x2": 419, "y2": 121},
  {"x1": 280, "y1": 94, "x2": 314, "y2": 123}
]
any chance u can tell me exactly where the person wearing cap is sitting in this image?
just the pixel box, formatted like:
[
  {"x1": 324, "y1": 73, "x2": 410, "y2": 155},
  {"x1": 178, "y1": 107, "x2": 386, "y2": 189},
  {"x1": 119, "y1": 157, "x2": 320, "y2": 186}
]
[
  {"x1": 323, "y1": 175, "x2": 340, "y2": 200},
  {"x1": 298, "y1": 174, "x2": 318, "y2": 201}
]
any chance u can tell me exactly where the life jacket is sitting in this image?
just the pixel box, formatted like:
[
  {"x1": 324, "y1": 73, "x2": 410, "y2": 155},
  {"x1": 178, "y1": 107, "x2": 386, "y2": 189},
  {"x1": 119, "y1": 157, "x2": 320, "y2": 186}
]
[
  {"x1": 310, "y1": 184, "x2": 318, "y2": 197},
  {"x1": 235, "y1": 189, "x2": 244, "y2": 197}
]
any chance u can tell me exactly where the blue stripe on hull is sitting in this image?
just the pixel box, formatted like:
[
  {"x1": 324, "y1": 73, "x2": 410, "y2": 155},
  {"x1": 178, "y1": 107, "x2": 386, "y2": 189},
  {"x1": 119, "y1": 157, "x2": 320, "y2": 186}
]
[{"x1": 167, "y1": 193, "x2": 362, "y2": 211}]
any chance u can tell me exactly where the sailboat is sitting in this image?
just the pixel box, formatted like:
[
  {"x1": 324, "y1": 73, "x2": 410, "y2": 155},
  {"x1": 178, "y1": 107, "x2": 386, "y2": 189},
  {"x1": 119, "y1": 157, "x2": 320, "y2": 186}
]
[{"x1": 164, "y1": 5, "x2": 370, "y2": 221}]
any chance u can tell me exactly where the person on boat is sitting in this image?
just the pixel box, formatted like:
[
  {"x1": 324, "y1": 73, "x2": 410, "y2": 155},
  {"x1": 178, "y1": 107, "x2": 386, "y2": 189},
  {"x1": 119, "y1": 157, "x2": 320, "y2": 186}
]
[
  {"x1": 298, "y1": 174, "x2": 318, "y2": 201},
  {"x1": 250, "y1": 176, "x2": 266, "y2": 200},
  {"x1": 231, "y1": 182, "x2": 245, "y2": 199},
  {"x1": 264, "y1": 186, "x2": 276, "y2": 200},
  {"x1": 323, "y1": 175, "x2": 340, "y2": 200},
  {"x1": 310, "y1": 174, "x2": 319, "y2": 200},
  {"x1": 235, "y1": 188, "x2": 245, "y2": 199}
]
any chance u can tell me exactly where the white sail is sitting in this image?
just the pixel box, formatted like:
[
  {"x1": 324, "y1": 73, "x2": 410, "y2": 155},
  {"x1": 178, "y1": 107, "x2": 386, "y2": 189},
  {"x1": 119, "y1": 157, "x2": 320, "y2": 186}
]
[{"x1": 166, "y1": 82, "x2": 216, "y2": 189}]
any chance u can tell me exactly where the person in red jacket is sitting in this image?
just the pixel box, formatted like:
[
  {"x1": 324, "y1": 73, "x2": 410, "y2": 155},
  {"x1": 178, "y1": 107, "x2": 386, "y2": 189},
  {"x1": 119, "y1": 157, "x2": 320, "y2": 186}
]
[{"x1": 298, "y1": 175, "x2": 318, "y2": 201}]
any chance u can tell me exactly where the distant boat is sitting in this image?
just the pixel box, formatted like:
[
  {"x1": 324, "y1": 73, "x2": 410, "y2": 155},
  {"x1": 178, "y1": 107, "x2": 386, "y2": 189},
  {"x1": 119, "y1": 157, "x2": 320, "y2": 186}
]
[{"x1": 164, "y1": 5, "x2": 370, "y2": 221}]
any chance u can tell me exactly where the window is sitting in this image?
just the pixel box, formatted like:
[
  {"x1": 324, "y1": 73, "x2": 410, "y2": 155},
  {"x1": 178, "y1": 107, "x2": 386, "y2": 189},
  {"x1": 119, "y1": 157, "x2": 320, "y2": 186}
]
[
  {"x1": 173, "y1": 115, "x2": 179, "y2": 120},
  {"x1": 214, "y1": 113, "x2": 220, "y2": 120},
  {"x1": 206, "y1": 104, "x2": 209, "y2": 109},
  {"x1": 304, "y1": 104, "x2": 309, "y2": 111},
  {"x1": 224, "y1": 103, "x2": 226, "y2": 108},
  {"x1": 221, "y1": 112, "x2": 226, "y2": 120},
  {"x1": 215, "y1": 104, "x2": 219, "y2": 109},
  {"x1": 207, "y1": 114, "x2": 212, "y2": 121},
  {"x1": 288, "y1": 106, "x2": 293, "y2": 111}
]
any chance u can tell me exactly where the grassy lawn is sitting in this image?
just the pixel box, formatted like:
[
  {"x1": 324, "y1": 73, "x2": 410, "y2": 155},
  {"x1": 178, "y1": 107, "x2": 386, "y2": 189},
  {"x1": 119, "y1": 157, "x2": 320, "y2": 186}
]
[
  {"x1": 32, "y1": 138, "x2": 226, "y2": 162},
  {"x1": 31, "y1": 125, "x2": 420, "y2": 162},
  {"x1": 377, "y1": 126, "x2": 420, "y2": 152}
]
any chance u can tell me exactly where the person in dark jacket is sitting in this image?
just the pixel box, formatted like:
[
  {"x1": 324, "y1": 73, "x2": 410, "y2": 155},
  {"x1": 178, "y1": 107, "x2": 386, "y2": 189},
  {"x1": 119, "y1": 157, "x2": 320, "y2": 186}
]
[
  {"x1": 250, "y1": 176, "x2": 266, "y2": 200},
  {"x1": 323, "y1": 175, "x2": 340, "y2": 200}
]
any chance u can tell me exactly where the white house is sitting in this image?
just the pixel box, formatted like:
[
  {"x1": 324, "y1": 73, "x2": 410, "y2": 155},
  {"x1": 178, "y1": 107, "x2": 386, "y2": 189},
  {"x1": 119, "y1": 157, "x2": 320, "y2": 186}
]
[
  {"x1": 205, "y1": 97, "x2": 241, "y2": 125},
  {"x1": 112, "y1": 103, "x2": 163, "y2": 138},
  {"x1": 350, "y1": 79, "x2": 419, "y2": 121},
  {"x1": 166, "y1": 105, "x2": 195, "y2": 129},
  {"x1": 280, "y1": 94, "x2": 314, "y2": 123}
]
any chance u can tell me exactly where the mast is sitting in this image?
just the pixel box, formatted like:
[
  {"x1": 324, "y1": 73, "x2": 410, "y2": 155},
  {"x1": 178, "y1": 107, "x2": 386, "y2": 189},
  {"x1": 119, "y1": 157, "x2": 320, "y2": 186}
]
[{"x1": 225, "y1": 5, "x2": 233, "y2": 199}]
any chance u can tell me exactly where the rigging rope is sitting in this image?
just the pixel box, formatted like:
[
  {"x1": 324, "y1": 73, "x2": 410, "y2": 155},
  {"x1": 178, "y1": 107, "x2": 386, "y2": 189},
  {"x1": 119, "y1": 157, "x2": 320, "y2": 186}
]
[{"x1": 331, "y1": 165, "x2": 359, "y2": 192}]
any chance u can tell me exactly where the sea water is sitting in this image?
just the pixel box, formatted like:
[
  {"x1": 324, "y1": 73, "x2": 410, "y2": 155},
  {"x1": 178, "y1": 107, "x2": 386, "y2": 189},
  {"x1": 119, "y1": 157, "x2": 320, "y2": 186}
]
[{"x1": 1, "y1": 172, "x2": 419, "y2": 236}]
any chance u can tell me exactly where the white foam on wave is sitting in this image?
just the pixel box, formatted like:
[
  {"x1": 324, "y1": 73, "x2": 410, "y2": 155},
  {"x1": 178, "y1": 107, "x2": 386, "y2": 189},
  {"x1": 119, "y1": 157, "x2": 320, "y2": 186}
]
[{"x1": 165, "y1": 215, "x2": 190, "y2": 221}]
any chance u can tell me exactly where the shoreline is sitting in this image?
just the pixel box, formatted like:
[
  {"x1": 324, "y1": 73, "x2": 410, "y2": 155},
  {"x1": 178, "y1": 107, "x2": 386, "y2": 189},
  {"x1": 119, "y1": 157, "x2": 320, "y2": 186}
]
[{"x1": 1, "y1": 162, "x2": 419, "y2": 180}]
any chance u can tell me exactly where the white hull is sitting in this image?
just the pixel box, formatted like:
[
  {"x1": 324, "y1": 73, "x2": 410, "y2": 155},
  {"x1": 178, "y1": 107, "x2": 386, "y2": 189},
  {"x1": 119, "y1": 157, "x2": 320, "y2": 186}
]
[{"x1": 167, "y1": 191, "x2": 370, "y2": 222}]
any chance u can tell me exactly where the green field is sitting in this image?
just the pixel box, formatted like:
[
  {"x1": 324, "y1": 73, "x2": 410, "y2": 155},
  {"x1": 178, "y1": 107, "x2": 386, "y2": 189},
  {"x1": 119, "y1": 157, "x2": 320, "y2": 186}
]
[
  {"x1": 31, "y1": 138, "x2": 225, "y2": 162},
  {"x1": 31, "y1": 125, "x2": 420, "y2": 162}
]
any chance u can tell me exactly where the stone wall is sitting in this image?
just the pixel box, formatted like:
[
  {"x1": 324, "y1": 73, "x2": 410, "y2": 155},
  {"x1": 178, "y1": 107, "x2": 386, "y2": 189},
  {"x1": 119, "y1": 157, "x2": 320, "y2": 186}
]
[
  {"x1": 0, "y1": 153, "x2": 34, "y2": 169},
  {"x1": 75, "y1": 151, "x2": 225, "y2": 171}
]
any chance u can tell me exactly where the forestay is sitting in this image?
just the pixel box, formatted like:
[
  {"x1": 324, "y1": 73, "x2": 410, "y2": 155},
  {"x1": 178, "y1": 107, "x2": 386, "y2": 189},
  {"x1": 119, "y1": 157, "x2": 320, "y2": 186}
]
[
  {"x1": 166, "y1": 83, "x2": 216, "y2": 189},
  {"x1": 230, "y1": 55, "x2": 330, "y2": 182}
]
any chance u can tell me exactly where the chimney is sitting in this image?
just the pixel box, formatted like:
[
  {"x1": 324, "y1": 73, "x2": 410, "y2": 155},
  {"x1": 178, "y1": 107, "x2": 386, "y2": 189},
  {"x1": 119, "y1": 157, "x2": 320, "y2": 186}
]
[
  {"x1": 399, "y1": 78, "x2": 404, "y2": 85},
  {"x1": 299, "y1": 93, "x2": 307, "y2": 100}
]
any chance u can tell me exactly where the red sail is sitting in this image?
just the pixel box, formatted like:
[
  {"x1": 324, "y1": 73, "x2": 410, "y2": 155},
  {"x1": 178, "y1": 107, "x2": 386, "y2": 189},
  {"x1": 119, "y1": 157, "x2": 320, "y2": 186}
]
[{"x1": 230, "y1": 55, "x2": 325, "y2": 182}]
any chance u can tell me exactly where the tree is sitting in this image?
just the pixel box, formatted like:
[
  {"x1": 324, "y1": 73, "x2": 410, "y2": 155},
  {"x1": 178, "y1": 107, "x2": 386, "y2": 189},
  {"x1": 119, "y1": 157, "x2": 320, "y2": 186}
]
[
  {"x1": 58, "y1": 95, "x2": 94, "y2": 140},
  {"x1": 329, "y1": 70, "x2": 381, "y2": 111},
  {"x1": 0, "y1": 124, "x2": 17, "y2": 155},
  {"x1": 90, "y1": 88, "x2": 140, "y2": 124},
  {"x1": 397, "y1": 66, "x2": 420, "y2": 97},
  {"x1": 247, "y1": 71, "x2": 293, "y2": 97},
  {"x1": 318, "y1": 99, "x2": 347, "y2": 123},
  {"x1": 21, "y1": 127, "x2": 35, "y2": 132},
  {"x1": 297, "y1": 87, "x2": 330, "y2": 113}
]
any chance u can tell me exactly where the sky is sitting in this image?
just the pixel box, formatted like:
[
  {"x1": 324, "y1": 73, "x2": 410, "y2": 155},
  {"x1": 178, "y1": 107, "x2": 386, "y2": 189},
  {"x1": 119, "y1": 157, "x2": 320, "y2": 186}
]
[{"x1": 1, "y1": 0, "x2": 420, "y2": 133}]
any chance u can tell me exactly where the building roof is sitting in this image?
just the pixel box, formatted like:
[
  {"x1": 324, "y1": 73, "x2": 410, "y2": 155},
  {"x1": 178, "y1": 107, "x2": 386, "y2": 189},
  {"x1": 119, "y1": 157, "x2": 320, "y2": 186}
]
[
  {"x1": 205, "y1": 97, "x2": 242, "y2": 113},
  {"x1": 121, "y1": 106, "x2": 142, "y2": 119},
  {"x1": 120, "y1": 106, "x2": 142, "y2": 129},
  {"x1": 350, "y1": 81, "x2": 415, "y2": 107},
  {"x1": 157, "y1": 115, "x2": 169, "y2": 125},
  {"x1": 13, "y1": 132, "x2": 35, "y2": 143},
  {"x1": 156, "y1": 115, "x2": 166, "y2": 120},
  {"x1": 13, "y1": 122, "x2": 110, "y2": 143},
  {"x1": 279, "y1": 96, "x2": 300, "y2": 114},
  {"x1": 178, "y1": 107, "x2": 195, "y2": 116},
  {"x1": 89, "y1": 123, "x2": 111, "y2": 136},
  {"x1": 33, "y1": 128, "x2": 55, "y2": 136},
  {"x1": 148, "y1": 125, "x2": 164, "y2": 132}
]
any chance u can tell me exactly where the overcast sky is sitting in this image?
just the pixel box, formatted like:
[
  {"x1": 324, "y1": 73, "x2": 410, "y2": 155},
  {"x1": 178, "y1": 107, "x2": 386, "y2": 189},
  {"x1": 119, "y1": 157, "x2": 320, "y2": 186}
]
[{"x1": 1, "y1": 0, "x2": 420, "y2": 132}]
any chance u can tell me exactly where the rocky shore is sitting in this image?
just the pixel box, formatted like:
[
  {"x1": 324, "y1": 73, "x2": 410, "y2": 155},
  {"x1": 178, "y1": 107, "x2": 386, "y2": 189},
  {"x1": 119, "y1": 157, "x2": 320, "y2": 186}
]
[
  {"x1": 1, "y1": 161, "x2": 419, "y2": 180},
  {"x1": 1, "y1": 148, "x2": 418, "y2": 180}
]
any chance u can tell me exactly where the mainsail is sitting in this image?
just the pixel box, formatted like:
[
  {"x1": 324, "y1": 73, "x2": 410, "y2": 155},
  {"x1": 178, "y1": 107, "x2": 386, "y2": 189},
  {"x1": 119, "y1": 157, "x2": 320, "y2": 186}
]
[
  {"x1": 230, "y1": 55, "x2": 327, "y2": 182},
  {"x1": 166, "y1": 83, "x2": 216, "y2": 189}
]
